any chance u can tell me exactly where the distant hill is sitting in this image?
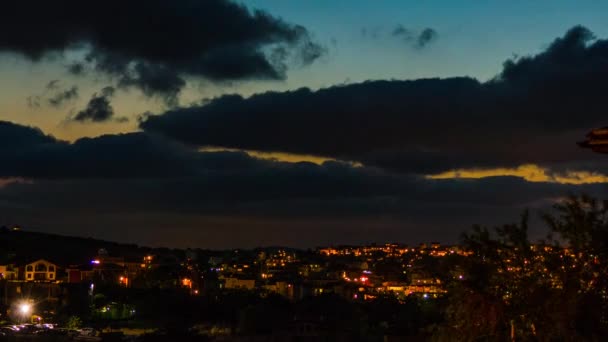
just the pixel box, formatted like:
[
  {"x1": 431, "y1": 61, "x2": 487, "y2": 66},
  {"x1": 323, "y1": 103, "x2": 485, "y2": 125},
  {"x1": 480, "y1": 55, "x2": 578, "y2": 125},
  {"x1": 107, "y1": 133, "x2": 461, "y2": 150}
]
[{"x1": 0, "y1": 227, "x2": 182, "y2": 266}]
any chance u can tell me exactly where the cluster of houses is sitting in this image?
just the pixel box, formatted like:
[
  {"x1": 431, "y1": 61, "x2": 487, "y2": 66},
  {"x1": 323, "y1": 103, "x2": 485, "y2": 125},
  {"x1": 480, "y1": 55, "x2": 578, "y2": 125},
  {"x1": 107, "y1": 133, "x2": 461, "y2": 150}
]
[
  {"x1": 0, "y1": 259, "x2": 58, "y2": 282},
  {"x1": 0, "y1": 249, "x2": 158, "y2": 286},
  {"x1": 218, "y1": 269, "x2": 446, "y2": 302},
  {"x1": 213, "y1": 247, "x2": 452, "y2": 302},
  {"x1": 0, "y1": 243, "x2": 456, "y2": 302}
]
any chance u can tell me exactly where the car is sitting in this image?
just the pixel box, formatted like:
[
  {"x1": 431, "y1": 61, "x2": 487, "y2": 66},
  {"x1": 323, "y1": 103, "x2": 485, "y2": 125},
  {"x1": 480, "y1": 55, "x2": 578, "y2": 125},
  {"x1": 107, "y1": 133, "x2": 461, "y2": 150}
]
[
  {"x1": 78, "y1": 327, "x2": 98, "y2": 336},
  {"x1": 0, "y1": 326, "x2": 17, "y2": 336}
]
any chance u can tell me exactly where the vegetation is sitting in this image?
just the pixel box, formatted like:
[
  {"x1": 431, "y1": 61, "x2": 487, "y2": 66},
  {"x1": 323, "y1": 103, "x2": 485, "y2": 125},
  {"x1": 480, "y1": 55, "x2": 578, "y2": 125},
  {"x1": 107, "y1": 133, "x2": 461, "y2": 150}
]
[
  {"x1": 434, "y1": 194, "x2": 608, "y2": 341},
  {"x1": 66, "y1": 315, "x2": 82, "y2": 330}
]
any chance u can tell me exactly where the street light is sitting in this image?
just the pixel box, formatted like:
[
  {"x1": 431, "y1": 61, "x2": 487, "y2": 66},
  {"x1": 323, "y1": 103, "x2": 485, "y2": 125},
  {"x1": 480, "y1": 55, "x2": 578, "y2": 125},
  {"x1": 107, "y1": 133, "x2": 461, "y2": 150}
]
[{"x1": 19, "y1": 303, "x2": 31, "y2": 315}]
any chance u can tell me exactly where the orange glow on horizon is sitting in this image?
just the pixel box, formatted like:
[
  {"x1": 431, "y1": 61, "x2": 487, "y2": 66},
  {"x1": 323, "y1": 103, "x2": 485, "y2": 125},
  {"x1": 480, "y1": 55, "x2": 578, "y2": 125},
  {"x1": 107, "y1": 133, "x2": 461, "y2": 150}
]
[
  {"x1": 426, "y1": 164, "x2": 608, "y2": 185},
  {"x1": 200, "y1": 146, "x2": 362, "y2": 166}
]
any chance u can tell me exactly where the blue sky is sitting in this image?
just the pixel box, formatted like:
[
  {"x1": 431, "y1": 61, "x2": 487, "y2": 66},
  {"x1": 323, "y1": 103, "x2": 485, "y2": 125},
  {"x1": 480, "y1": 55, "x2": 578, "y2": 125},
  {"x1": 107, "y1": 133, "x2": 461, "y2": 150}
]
[{"x1": 248, "y1": 0, "x2": 608, "y2": 81}]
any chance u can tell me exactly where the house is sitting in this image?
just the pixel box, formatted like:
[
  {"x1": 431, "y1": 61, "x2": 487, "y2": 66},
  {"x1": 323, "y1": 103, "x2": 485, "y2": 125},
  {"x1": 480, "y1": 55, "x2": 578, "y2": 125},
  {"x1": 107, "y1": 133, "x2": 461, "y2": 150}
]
[
  {"x1": 263, "y1": 281, "x2": 295, "y2": 300},
  {"x1": 66, "y1": 264, "x2": 95, "y2": 283},
  {"x1": 24, "y1": 259, "x2": 58, "y2": 282},
  {"x1": 223, "y1": 277, "x2": 255, "y2": 290},
  {"x1": 406, "y1": 273, "x2": 445, "y2": 296},
  {"x1": 90, "y1": 253, "x2": 145, "y2": 286},
  {"x1": 0, "y1": 264, "x2": 19, "y2": 280}
]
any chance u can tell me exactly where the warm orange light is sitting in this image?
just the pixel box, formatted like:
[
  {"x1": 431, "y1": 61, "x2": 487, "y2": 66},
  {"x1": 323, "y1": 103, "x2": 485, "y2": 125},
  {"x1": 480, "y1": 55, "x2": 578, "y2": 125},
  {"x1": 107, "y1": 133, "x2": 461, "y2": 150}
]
[
  {"x1": 427, "y1": 164, "x2": 608, "y2": 185},
  {"x1": 199, "y1": 147, "x2": 362, "y2": 167}
]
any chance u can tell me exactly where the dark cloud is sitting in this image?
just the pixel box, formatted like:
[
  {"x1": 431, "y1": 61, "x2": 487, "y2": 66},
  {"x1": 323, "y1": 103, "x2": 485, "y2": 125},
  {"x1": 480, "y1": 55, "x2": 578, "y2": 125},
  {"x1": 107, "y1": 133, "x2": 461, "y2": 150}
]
[
  {"x1": 391, "y1": 25, "x2": 412, "y2": 38},
  {"x1": 297, "y1": 41, "x2": 328, "y2": 66},
  {"x1": 1, "y1": 172, "x2": 591, "y2": 218},
  {"x1": 72, "y1": 87, "x2": 115, "y2": 123},
  {"x1": 0, "y1": 126, "x2": 216, "y2": 179},
  {"x1": 0, "y1": 121, "x2": 588, "y2": 204},
  {"x1": 416, "y1": 28, "x2": 438, "y2": 48},
  {"x1": 0, "y1": 121, "x2": 279, "y2": 179},
  {"x1": 0, "y1": 121, "x2": 59, "y2": 150},
  {"x1": 48, "y1": 86, "x2": 79, "y2": 107},
  {"x1": 390, "y1": 25, "x2": 438, "y2": 49},
  {"x1": 66, "y1": 62, "x2": 85, "y2": 75},
  {"x1": 140, "y1": 26, "x2": 608, "y2": 174},
  {"x1": 0, "y1": 163, "x2": 601, "y2": 248},
  {"x1": 0, "y1": 0, "x2": 324, "y2": 103},
  {"x1": 45, "y1": 80, "x2": 60, "y2": 90},
  {"x1": 117, "y1": 63, "x2": 186, "y2": 107},
  {"x1": 27, "y1": 81, "x2": 79, "y2": 108},
  {"x1": 26, "y1": 96, "x2": 41, "y2": 108},
  {"x1": 140, "y1": 78, "x2": 494, "y2": 173},
  {"x1": 0, "y1": 119, "x2": 604, "y2": 247},
  {"x1": 100, "y1": 86, "x2": 116, "y2": 98}
]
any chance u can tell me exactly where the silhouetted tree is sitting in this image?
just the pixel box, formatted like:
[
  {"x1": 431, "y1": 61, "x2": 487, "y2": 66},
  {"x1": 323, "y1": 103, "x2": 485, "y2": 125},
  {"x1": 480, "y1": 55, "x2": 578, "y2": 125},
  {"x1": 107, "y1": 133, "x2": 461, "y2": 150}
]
[
  {"x1": 542, "y1": 194, "x2": 608, "y2": 339},
  {"x1": 435, "y1": 195, "x2": 608, "y2": 341}
]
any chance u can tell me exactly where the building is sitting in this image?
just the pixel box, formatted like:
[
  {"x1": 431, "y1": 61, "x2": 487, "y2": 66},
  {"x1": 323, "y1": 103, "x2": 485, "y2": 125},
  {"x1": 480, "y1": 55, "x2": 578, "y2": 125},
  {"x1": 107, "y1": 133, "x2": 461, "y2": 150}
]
[
  {"x1": 383, "y1": 281, "x2": 407, "y2": 293},
  {"x1": 65, "y1": 264, "x2": 95, "y2": 283},
  {"x1": 223, "y1": 277, "x2": 256, "y2": 290},
  {"x1": 0, "y1": 264, "x2": 19, "y2": 280},
  {"x1": 24, "y1": 259, "x2": 58, "y2": 282},
  {"x1": 406, "y1": 273, "x2": 445, "y2": 296},
  {"x1": 263, "y1": 281, "x2": 295, "y2": 300}
]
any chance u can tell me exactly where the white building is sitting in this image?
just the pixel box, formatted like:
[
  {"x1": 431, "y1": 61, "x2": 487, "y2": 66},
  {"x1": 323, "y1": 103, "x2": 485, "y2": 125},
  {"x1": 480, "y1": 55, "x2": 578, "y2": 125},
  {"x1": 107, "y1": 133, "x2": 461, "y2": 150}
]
[{"x1": 24, "y1": 259, "x2": 57, "y2": 282}]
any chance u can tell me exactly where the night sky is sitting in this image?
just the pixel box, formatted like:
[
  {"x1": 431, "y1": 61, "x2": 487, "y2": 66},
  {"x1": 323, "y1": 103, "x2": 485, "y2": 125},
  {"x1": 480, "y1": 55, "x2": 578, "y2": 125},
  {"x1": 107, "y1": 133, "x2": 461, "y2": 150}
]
[{"x1": 1, "y1": 0, "x2": 608, "y2": 248}]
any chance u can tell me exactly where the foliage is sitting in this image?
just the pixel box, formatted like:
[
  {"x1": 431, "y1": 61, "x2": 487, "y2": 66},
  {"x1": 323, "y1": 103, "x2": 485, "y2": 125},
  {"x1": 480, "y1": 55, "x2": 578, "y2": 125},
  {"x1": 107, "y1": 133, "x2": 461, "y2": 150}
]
[
  {"x1": 434, "y1": 195, "x2": 608, "y2": 341},
  {"x1": 66, "y1": 315, "x2": 83, "y2": 330}
]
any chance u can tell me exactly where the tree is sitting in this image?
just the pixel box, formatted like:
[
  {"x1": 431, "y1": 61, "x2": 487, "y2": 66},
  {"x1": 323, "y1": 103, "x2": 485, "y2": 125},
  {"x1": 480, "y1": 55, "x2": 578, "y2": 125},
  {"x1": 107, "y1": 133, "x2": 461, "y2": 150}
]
[
  {"x1": 434, "y1": 211, "x2": 544, "y2": 340},
  {"x1": 66, "y1": 315, "x2": 83, "y2": 330},
  {"x1": 435, "y1": 195, "x2": 608, "y2": 341},
  {"x1": 542, "y1": 194, "x2": 608, "y2": 338}
]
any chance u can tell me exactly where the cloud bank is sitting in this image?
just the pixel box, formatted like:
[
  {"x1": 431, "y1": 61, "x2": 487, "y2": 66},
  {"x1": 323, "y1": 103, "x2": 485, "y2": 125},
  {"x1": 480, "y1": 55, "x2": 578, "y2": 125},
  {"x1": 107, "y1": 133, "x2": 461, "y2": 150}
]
[
  {"x1": 2, "y1": 26, "x2": 607, "y2": 247},
  {"x1": 140, "y1": 26, "x2": 607, "y2": 175},
  {"x1": 0, "y1": 0, "x2": 325, "y2": 104}
]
